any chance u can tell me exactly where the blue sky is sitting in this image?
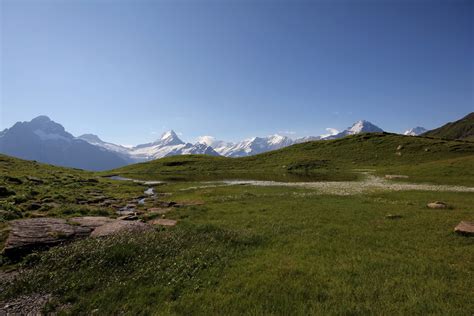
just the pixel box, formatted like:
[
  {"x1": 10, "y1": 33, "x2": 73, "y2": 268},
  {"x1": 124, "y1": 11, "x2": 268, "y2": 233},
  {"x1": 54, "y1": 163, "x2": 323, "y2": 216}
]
[{"x1": 1, "y1": 0, "x2": 472, "y2": 145}]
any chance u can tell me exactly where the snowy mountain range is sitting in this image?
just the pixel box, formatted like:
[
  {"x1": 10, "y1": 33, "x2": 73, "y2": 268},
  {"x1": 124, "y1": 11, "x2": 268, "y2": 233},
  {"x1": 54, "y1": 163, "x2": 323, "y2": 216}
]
[
  {"x1": 79, "y1": 130, "x2": 219, "y2": 162},
  {"x1": 0, "y1": 116, "x2": 427, "y2": 170},
  {"x1": 0, "y1": 116, "x2": 130, "y2": 171},
  {"x1": 403, "y1": 127, "x2": 427, "y2": 136}
]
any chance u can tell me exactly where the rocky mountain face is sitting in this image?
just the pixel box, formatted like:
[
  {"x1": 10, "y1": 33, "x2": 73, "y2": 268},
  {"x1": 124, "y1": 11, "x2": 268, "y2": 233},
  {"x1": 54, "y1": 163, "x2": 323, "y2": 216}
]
[{"x1": 0, "y1": 116, "x2": 130, "y2": 171}]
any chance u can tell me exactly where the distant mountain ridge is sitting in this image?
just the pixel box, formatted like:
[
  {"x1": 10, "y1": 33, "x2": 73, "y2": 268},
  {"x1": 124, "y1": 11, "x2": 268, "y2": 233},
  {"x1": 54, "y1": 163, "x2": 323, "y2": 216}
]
[
  {"x1": 2, "y1": 113, "x2": 471, "y2": 170},
  {"x1": 0, "y1": 116, "x2": 130, "y2": 171},
  {"x1": 403, "y1": 127, "x2": 427, "y2": 136},
  {"x1": 80, "y1": 129, "x2": 219, "y2": 161}
]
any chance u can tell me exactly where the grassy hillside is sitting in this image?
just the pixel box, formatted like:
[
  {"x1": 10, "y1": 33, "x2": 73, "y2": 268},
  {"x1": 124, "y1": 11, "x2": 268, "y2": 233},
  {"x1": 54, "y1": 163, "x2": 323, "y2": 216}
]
[
  {"x1": 0, "y1": 154, "x2": 146, "y2": 248},
  {"x1": 3, "y1": 183, "x2": 473, "y2": 314},
  {"x1": 1, "y1": 140, "x2": 474, "y2": 314},
  {"x1": 110, "y1": 133, "x2": 474, "y2": 185},
  {"x1": 423, "y1": 112, "x2": 474, "y2": 141}
]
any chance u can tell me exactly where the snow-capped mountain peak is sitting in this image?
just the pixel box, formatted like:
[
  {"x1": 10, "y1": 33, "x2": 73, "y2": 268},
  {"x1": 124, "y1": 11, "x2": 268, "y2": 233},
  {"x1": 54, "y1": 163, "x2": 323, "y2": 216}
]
[
  {"x1": 347, "y1": 120, "x2": 382, "y2": 134},
  {"x1": 161, "y1": 130, "x2": 178, "y2": 141},
  {"x1": 325, "y1": 120, "x2": 383, "y2": 139},
  {"x1": 196, "y1": 136, "x2": 216, "y2": 147},
  {"x1": 0, "y1": 116, "x2": 129, "y2": 170},
  {"x1": 157, "y1": 130, "x2": 183, "y2": 146},
  {"x1": 268, "y1": 134, "x2": 287, "y2": 145},
  {"x1": 403, "y1": 127, "x2": 427, "y2": 136}
]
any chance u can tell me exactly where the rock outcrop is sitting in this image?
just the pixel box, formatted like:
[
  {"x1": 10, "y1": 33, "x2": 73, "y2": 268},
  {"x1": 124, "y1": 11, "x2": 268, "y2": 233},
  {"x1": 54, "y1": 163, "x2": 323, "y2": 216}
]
[
  {"x1": 3, "y1": 218, "x2": 92, "y2": 258},
  {"x1": 90, "y1": 220, "x2": 153, "y2": 237},
  {"x1": 454, "y1": 221, "x2": 474, "y2": 236}
]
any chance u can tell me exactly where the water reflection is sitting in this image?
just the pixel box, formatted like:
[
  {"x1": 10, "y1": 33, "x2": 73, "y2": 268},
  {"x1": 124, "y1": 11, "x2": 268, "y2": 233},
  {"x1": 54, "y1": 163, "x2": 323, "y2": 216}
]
[{"x1": 106, "y1": 172, "x2": 357, "y2": 183}]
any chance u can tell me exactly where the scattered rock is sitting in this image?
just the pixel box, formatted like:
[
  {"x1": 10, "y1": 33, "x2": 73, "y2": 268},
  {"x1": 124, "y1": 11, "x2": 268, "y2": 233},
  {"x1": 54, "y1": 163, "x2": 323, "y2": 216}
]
[
  {"x1": 98, "y1": 199, "x2": 118, "y2": 206},
  {"x1": 155, "y1": 201, "x2": 177, "y2": 208},
  {"x1": 116, "y1": 210, "x2": 136, "y2": 216},
  {"x1": 90, "y1": 220, "x2": 153, "y2": 237},
  {"x1": 0, "y1": 293, "x2": 51, "y2": 315},
  {"x1": 174, "y1": 200, "x2": 205, "y2": 207},
  {"x1": 384, "y1": 175, "x2": 409, "y2": 180},
  {"x1": 427, "y1": 201, "x2": 449, "y2": 209},
  {"x1": 69, "y1": 216, "x2": 115, "y2": 229},
  {"x1": 4, "y1": 176, "x2": 23, "y2": 184},
  {"x1": 44, "y1": 202, "x2": 60, "y2": 209},
  {"x1": 26, "y1": 202, "x2": 42, "y2": 211},
  {"x1": 147, "y1": 207, "x2": 173, "y2": 215},
  {"x1": 0, "y1": 186, "x2": 15, "y2": 197},
  {"x1": 87, "y1": 195, "x2": 108, "y2": 203},
  {"x1": 397, "y1": 145, "x2": 404, "y2": 151},
  {"x1": 117, "y1": 214, "x2": 139, "y2": 221},
  {"x1": 144, "y1": 188, "x2": 154, "y2": 195},
  {"x1": 3, "y1": 218, "x2": 92, "y2": 258},
  {"x1": 386, "y1": 214, "x2": 403, "y2": 220},
  {"x1": 454, "y1": 221, "x2": 474, "y2": 236},
  {"x1": 150, "y1": 219, "x2": 177, "y2": 226},
  {"x1": 395, "y1": 151, "x2": 402, "y2": 156},
  {"x1": 26, "y1": 176, "x2": 44, "y2": 184}
]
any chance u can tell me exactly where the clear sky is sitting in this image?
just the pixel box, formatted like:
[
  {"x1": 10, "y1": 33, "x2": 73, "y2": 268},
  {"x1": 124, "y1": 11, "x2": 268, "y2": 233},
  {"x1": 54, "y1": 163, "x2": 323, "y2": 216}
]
[{"x1": 1, "y1": 0, "x2": 473, "y2": 145}]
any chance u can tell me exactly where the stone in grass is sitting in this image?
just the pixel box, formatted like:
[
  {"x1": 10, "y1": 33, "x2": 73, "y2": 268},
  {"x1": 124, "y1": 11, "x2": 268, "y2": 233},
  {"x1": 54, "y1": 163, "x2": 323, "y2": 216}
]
[
  {"x1": 384, "y1": 175, "x2": 409, "y2": 180},
  {"x1": 147, "y1": 207, "x2": 173, "y2": 215},
  {"x1": 4, "y1": 176, "x2": 23, "y2": 184},
  {"x1": 90, "y1": 220, "x2": 153, "y2": 237},
  {"x1": 155, "y1": 201, "x2": 177, "y2": 208},
  {"x1": 117, "y1": 214, "x2": 139, "y2": 221},
  {"x1": 150, "y1": 219, "x2": 177, "y2": 227},
  {"x1": 173, "y1": 200, "x2": 205, "y2": 207},
  {"x1": 69, "y1": 216, "x2": 115, "y2": 229},
  {"x1": 26, "y1": 176, "x2": 44, "y2": 184},
  {"x1": 386, "y1": 214, "x2": 403, "y2": 220},
  {"x1": 3, "y1": 218, "x2": 92, "y2": 258},
  {"x1": 26, "y1": 202, "x2": 42, "y2": 211},
  {"x1": 0, "y1": 186, "x2": 15, "y2": 197},
  {"x1": 427, "y1": 201, "x2": 449, "y2": 209},
  {"x1": 454, "y1": 221, "x2": 474, "y2": 236}
]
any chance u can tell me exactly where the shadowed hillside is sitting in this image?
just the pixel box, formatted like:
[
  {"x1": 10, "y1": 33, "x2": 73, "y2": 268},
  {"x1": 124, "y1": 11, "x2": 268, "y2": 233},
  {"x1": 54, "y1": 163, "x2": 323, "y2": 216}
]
[{"x1": 423, "y1": 112, "x2": 474, "y2": 141}]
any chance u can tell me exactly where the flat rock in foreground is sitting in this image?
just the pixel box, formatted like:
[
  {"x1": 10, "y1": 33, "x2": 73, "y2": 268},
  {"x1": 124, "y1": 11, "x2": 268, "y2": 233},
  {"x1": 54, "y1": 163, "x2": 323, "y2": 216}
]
[
  {"x1": 90, "y1": 220, "x2": 153, "y2": 237},
  {"x1": 147, "y1": 207, "x2": 173, "y2": 215},
  {"x1": 454, "y1": 221, "x2": 474, "y2": 236},
  {"x1": 69, "y1": 216, "x2": 115, "y2": 229},
  {"x1": 150, "y1": 219, "x2": 178, "y2": 226},
  {"x1": 3, "y1": 218, "x2": 92, "y2": 257},
  {"x1": 427, "y1": 201, "x2": 449, "y2": 209}
]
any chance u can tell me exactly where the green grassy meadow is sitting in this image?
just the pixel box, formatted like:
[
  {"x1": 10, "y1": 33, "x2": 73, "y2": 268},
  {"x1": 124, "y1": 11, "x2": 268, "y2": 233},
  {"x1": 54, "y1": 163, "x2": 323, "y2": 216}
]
[{"x1": 1, "y1": 133, "x2": 473, "y2": 314}]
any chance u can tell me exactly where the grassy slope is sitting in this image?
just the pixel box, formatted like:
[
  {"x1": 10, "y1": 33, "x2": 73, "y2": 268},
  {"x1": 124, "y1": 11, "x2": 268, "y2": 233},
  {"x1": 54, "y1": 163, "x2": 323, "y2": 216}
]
[
  {"x1": 0, "y1": 154, "x2": 146, "y2": 249},
  {"x1": 110, "y1": 133, "x2": 474, "y2": 185},
  {"x1": 423, "y1": 112, "x2": 474, "y2": 141},
  {"x1": 3, "y1": 183, "x2": 473, "y2": 314},
  {"x1": 1, "y1": 137, "x2": 474, "y2": 314}
]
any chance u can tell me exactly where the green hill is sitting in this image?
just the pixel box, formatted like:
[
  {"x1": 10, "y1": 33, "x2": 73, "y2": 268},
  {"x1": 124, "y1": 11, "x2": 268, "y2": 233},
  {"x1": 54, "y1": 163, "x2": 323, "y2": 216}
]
[
  {"x1": 110, "y1": 133, "x2": 474, "y2": 185},
  {"x1": 423, "y1": 112, "x2": 474, "y2": 141}
]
